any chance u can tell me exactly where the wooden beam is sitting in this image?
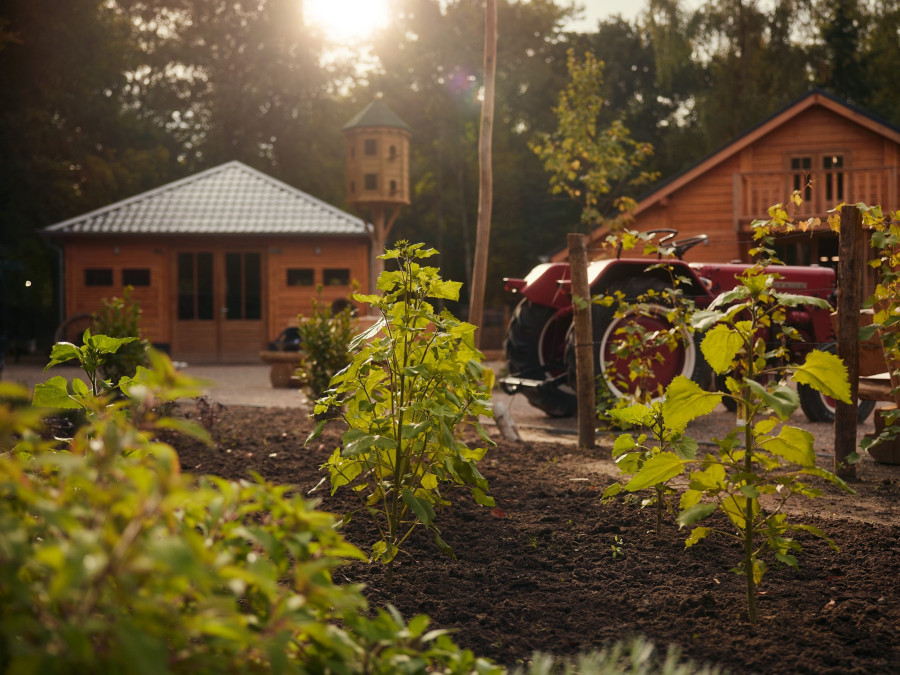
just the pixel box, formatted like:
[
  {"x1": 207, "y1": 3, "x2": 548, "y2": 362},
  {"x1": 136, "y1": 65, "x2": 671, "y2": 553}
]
[
  {"x1": 834, "y1": 204, "x2": 863, "y2": 479},
  {"x1": 568, "y1": 233, "x2": 596, "y2": 451}
]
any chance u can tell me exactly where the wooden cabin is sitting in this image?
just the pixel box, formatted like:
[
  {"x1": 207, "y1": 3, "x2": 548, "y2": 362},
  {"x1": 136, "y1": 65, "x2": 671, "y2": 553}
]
[
  {"x1": 43, "y1": 161, "x2": 370, "y2": 362},
  {"x1": 558, "y1": 90, "x2": 900, "y2": 267}
]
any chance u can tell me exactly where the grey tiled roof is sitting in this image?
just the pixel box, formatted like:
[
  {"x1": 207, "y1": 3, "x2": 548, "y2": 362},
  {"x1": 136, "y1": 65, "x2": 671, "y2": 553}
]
[
  {"x1": 44, "y1": 161, "x2": 367, "y2": 237},
  {"x1": 343, "y1": 100, "x2": 411, "y2": 132}
]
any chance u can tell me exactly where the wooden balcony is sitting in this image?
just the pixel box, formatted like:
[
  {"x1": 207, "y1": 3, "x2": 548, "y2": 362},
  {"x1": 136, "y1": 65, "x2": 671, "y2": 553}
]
[{"x1": 735, "y1": 166, "x2": 898, "y2": 227}]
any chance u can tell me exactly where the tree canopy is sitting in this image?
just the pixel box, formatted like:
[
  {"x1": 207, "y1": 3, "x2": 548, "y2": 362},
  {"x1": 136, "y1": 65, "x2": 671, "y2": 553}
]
[{"x1": 3, "y1": 0, "x2": 900, "y2": 339}]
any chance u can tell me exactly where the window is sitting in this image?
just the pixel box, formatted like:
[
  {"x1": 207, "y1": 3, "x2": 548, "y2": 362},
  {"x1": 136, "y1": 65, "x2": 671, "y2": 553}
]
[
  {"x1": 349, "y1": 145, "x2": 355, "y2": 158},
  {"x1": 823, "y1": 154, "x2": 844, "y2": 202},
  {"x1": 364, "y1": 139, "x2": 377, "y2": 155},
  {"x1": 364, "y1": 173, "x2": 378, "y2": 190},
  {"x1": 286, "y1": 268, "x2": 315, "y2": 286},
  {"x1": 791, "y1": 156, "x2": 812, "y2": 201},
  {"x1": 389, "y1": 179, "x2": 397, "y2": 194},
  {"x1": 122, "y1": 268, "x2": 151, "y2": 286},
  {"x1": 177, "y1": 252, "x2": 214, "y2": 320},
  {"x1": 324, "y1": 268, "x2": 351, "y2": 286},
  {"x1": 84, "y1": 268, "x2": 113, "y2": 286},
  {"x1": 225, "y1": 252, "x2": 261, "y2": 320},
  {"x1": 350, "y1": 180, "x2": 355, "y2": 194},
  {"x1": 389, "y1": 145, "x2": 397, "y2": 159}
]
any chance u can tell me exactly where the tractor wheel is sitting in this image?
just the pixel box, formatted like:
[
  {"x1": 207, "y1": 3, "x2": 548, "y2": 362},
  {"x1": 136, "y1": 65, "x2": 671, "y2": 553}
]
[
  {"x1": 569, "y1": 277, "x2": 711, "y2": 411},
  {"x1": 504, "y1": 298, "x2": 576, "y2": 417},
  {"x1": 798, "y1": 343, "x2": 876, "y2": 423}
]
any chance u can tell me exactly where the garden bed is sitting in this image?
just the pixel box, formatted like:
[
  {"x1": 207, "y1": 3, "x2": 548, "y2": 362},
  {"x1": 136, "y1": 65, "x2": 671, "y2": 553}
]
[{"x1": 172, "y1": 403, "x2": 900, "y2": 673}]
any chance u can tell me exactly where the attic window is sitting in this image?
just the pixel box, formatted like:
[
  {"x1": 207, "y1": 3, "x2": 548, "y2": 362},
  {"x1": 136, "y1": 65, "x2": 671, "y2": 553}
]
[
  {"x1": 324, "y1": 268, "x2": 350, "y2": 286},
  {"x1": 85, "y1": 268, "x2": 113, "y2": 286},
  {"x1": 122, "y1": 268, "x2": 151, "y2": 286},
  {"x1": 364, "y1": 139, "x2": 377, "y2": 155},
  {"x1": 364, "y1": 173, "x2": 377, "y2": 190}
]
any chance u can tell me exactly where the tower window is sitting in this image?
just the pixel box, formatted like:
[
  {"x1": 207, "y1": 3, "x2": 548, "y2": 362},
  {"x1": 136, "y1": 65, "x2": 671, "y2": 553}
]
[
  {"x1": 364, "y1": 139, "x2": 377, "y2": 155},
  {"x1": 389, "y1": 180, "x2": 397, "y2": 194},
  {"x1": 364, "y1": 173, "x2": 377, "y2": 190}
]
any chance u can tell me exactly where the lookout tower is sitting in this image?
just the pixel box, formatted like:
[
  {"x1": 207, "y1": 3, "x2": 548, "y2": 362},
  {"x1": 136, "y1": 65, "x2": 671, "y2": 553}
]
[{"x1": 343, "y1": 100, "x2": 411, "y2": 278}]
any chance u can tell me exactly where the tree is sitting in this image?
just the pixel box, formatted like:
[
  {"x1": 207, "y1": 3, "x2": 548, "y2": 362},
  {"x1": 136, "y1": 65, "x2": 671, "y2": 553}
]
[{"x1": 529, "y1": 49, "x2": 656, "y2": 231}]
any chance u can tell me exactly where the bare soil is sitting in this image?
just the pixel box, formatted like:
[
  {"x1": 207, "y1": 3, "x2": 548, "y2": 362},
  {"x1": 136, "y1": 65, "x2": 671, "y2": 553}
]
[{"x1": 172, "y1": 403, "x2": 900, "y2": 674}]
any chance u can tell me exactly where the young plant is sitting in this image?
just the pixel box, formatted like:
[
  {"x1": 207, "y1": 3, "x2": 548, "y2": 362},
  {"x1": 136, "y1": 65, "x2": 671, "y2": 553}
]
[
  {"x1": 92, "y1": 286, "x2": 150, "y2": 385},
  {"x1": 309, "y1": 242, "x2": 495, "y2": 581},
  {"x1": 32, "y1": 329, "x2": 139, "y2": 408},
  {"x1": 606, "y1": 256, "x2": 854, "y2": 623},
  {"x1": 2, "y1": 342, "x2": 500, "y2": 673},
  {"x1": 295, "y1": 287, "x2": 357, "y2": 398},
  {"x1": 856, "y1": 204, "x2": 900, "y2": 446}
]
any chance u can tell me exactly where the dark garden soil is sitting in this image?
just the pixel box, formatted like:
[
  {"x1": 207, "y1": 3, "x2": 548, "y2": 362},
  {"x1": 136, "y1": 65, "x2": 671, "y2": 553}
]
[{"x1": 172, "y1": 403, "x2": 900, "y2": 674}]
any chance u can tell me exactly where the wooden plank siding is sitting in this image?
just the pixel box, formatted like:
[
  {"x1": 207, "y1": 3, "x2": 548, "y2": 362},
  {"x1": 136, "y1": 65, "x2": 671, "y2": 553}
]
[
  {"x1": 266, "y1": 237, "x2": 371, "y2": 337},
  {"x1": 63, "y1": 235, "x2": 370, "y2": 362},
  {"x1": 64, "y1": 239, "x2": 170, "y2": 345}
]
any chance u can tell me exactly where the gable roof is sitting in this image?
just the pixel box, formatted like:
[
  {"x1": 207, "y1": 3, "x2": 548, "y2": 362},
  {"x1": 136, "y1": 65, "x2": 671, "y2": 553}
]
[
  {"x1": 633, "y1": 88, "x2": 900, "y2": 219},
  {"x1": 43, "y1": 161, "x2": 367, "y2": 237},
  {"x1": 343, "y1": 100, "x2": 411, "y2": 132}
]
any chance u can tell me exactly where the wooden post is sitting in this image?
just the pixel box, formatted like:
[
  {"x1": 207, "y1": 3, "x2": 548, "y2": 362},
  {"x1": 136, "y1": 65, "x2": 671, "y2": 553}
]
[
  {"x1": 468, "y1": 0, "x2": 497, "y2": 349},
  {"x1": 835, "y1": 204, "x2": 863, "y2": 479},
  {"x1": 568, "y1": 233, "x2": 595, "y2": 451}
]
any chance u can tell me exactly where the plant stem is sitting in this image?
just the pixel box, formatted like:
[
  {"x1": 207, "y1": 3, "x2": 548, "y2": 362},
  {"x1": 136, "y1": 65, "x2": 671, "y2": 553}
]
[{"x1": 743, "y1": 386, "x2": 758, "y2": 625}]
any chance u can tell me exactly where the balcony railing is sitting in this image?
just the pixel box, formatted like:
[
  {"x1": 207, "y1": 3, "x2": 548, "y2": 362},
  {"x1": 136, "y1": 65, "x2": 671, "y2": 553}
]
[{"x1": 735, "y1": 166, "x2": 898, "y2": 226}]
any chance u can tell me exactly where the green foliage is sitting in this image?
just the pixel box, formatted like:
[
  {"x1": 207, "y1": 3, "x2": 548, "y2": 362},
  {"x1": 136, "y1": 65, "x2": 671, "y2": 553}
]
[
  {"x1": 855, "y1": 203, "x2": 900, "y2": 449},
  {"x1": 33, "y1": 329, "x2": 138, "y2": 406},
  {"x1": 514, "y1": 636, "x2": 724, "y2": 675},
  {"x1": 604, "y1": 217, "x2": 853, "y2": 624},
  {"x1": 529, "y1": 49, "x2": 657, "y2": 230},
  {"x1": 310, "y1": 242, "x2": 494, "y2": 575},
  {"x1": 295, "y1": 289, "x2": 357, "y2": 399},
  {"x1": 2, "y1": 338, "x2": 500, "y2": 673},
  {"x1": 92, "y1": 286, "x2": 151, "y2": 386}
]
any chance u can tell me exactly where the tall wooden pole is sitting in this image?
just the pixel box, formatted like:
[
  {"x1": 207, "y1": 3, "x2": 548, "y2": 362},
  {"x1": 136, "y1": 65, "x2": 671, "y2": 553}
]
[
  {"x1": 469, "y1": 0, "x2": 497, "y2": 349},
  {"x1": 834, "y1": 204, "x2": 864, "y2": 479},
  {"x1": 569, "y1": 233, "x2": 596, "y2": 450}
]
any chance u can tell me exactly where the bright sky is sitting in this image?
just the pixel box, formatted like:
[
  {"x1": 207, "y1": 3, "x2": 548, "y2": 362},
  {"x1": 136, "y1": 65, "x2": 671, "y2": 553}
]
[{"x1": 303, "y1": 0, "x2": 644, "y2": 44}]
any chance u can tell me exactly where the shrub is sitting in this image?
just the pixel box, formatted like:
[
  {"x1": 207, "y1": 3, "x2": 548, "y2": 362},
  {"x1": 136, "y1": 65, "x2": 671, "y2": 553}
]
[
  {"x1": 3, "y1": 341, "x2": 500, "y2": 673},
  {"x1": 92, "y1": 285, "x2": 150, "y2": 385},
  {"x1": 295, "y1": 289, "x2": 357, "y2": 398}
]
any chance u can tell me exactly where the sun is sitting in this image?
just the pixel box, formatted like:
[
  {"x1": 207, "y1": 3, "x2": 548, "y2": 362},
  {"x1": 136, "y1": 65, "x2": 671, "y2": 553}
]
[{"x1": 304, "y1": 0, "x2": 390, "y2": 43}]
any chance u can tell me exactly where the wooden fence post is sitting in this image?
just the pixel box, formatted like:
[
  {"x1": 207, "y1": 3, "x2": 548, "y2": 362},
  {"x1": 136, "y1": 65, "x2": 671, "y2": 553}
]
[
  {"x1": 835, "y1": 204, "x2": 863, "y2": 479},
  {"x1": 568, "y1": 233, "x2": 596, "y2": 451}
]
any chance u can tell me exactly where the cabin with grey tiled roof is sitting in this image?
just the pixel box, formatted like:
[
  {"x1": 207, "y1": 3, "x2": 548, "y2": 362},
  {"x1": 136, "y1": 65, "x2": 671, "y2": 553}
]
[{"x1": 43, "y1": 161, "x2": 370, "y2": 362}]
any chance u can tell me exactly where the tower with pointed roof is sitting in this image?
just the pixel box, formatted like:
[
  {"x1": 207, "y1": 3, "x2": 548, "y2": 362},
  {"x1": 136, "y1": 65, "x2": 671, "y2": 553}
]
[{"x1": 343, "y1": 100, "x2": 411, "y2": 278}]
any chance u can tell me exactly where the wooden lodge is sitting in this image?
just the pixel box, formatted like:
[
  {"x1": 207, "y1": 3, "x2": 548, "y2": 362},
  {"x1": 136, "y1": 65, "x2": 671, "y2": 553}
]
[
  {"x1": 560, "y1": 89, "x2": 900, "y2": 267},
  {"x1": 43, "y1": 161, "x2": 371, "y2": 363}
]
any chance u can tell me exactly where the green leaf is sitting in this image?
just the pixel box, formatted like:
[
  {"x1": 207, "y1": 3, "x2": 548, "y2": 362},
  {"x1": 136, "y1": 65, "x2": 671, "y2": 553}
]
[
  {"x1": 612, "y1": 433, "x2": 637, "y2": 458},
  {"x1": 32, "y1": 377, "x2": 79, "y2": 409},
  {"x1": 688, "y1": 463, "x2": 726, "y2": 491},
  {"x1": 602, "y1": 483, "x2": 624, "y2": 499},
  {"x1": 607, "y1": 403, "x2": 653, "y2": 427},
  {"x1": 794, "y1": 349, "x2": 851, "y2": 403},
  {"x1": 684, "y1": 526, "x2": 712, "y2": 547},
  {"x1": 745, "y1": 381, "x2": 799, "y2": 420},
  {"x1": 775, "y1": 552, "x2": 799, "y2": 568},
  {"x1": 45, "y1": 342, "x2": 83, "y2": 370},
  {"x1": 677, "y1": 502, "x2": 716, "y2": 527},
  {"x1": 762, "y1": 425, "x2": 815, "y2": 467},
  {"x1": 420, "y1": 473, "x2": 438, "y2": 490},
  {"x1": 662, "y1": 376, "x2": 722, "y2": 432},
  {"x1": 471, "y1": 487, "x2": 495, "y2": 507},
  {"x1": 402, "y1": 489, "x2": 435, "y2": 525},
  {"x1": 700, "y1": 325, "x2": 745, "y2": 374},
  {"x1": 672, "y1": 436, "x2": 699, "y2": 460},
  {"x1": 624, "y1": 452, "x2": 685, "y2": 491}
]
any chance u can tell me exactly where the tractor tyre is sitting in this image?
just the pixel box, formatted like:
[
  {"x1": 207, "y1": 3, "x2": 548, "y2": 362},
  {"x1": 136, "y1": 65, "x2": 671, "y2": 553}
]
[
  {"x1": 504, "y1": 298, "x2": 576, "y2": 418},
  {"x1": 568, "y1": 277, "x2": 711, "y2": 412},
  {"x1": 798, "y1": 342, "x2": 876, "y2": 423}
]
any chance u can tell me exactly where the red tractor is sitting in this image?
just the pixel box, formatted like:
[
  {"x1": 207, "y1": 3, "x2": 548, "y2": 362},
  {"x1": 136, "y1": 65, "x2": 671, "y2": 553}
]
[{"x1": 501, "y1": 230, "x2": 873, "y2": 423}]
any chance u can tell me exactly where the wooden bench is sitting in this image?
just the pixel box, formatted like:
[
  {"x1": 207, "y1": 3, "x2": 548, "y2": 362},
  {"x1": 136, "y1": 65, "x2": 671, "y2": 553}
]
[{"x1": 259, "y1": 351, "x2": 304, "y2": 388}]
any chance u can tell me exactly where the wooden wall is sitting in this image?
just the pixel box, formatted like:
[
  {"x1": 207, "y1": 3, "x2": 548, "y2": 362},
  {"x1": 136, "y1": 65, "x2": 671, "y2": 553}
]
[
  {"x1": 266, "y1": 236, "x2": 371, "y2": 337},
  {"x1": 62, "y1": 234, "x2": 371, "y2": 361},
  {"x1": 628, "y1": 105, "x2": 900, "y2": 265}
]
